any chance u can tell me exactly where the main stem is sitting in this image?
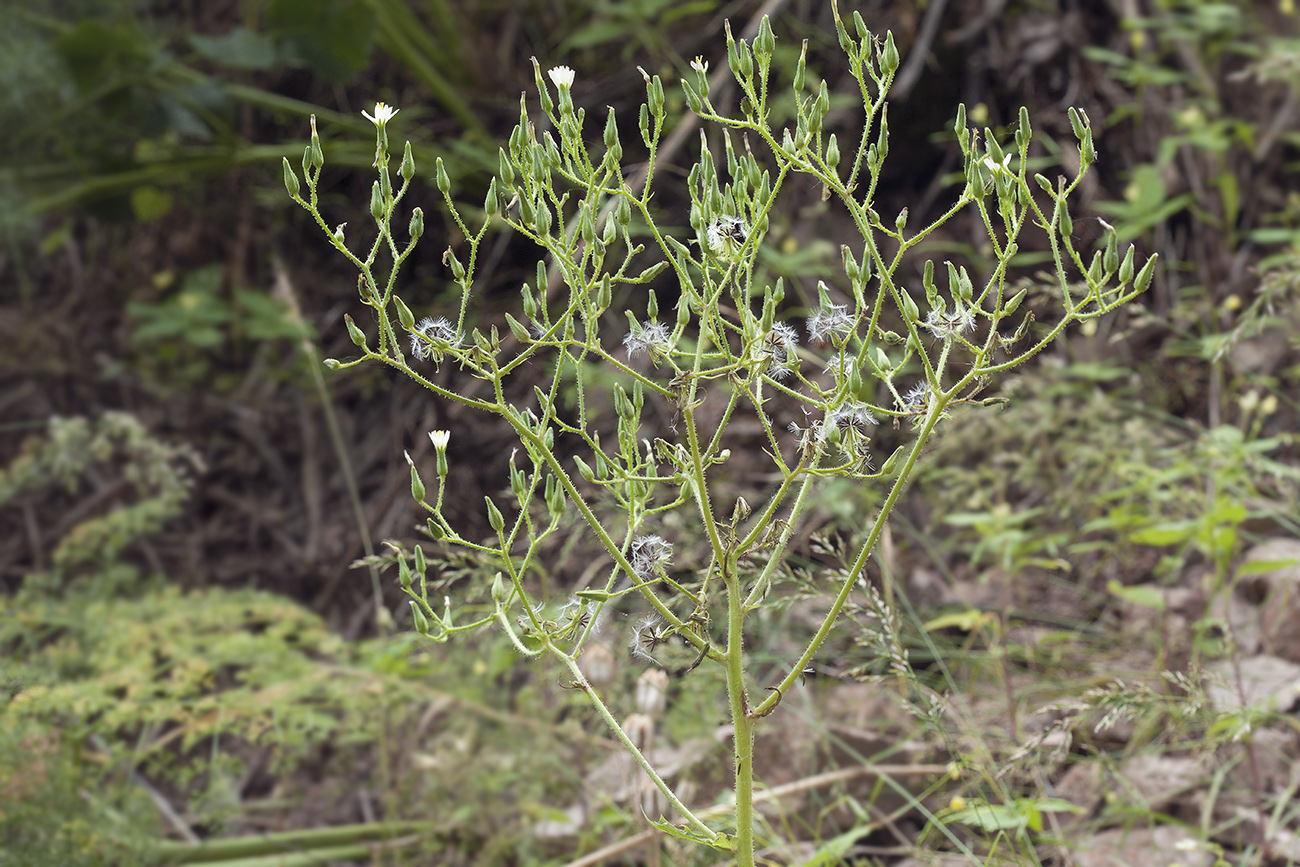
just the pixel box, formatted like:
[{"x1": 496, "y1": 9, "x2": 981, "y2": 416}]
[{"x1": 726, "y1": 567, "x2": 755, "y2": 865}]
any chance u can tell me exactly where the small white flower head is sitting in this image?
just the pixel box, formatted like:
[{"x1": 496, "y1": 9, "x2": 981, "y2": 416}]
[
  {"x1": 363, "y1": 101, "x2": 399, "y2": 127},
  {"x1": 690, "y1": 56, "x2": 709, "y2": 76},
  {"x1": 629, "y1": 614, "x2": 665, "y2": 665},
  {"x1": 788, "y1": 418, "x2": 826, "y2": 453},
  {"x1": 630, "y1": 534, "x2": 673, "y2": 579},
  {"x1": 429, "y1": 430, "x2": 450, "y2": 451},
  {"x1": 548, "y1": 65, "x2": 575, "y2": 89},
  {"x1": 922, "y1": 305, "x2": 976, "y2": 341},
  {"x1": 623, "y1": 320, "x2": 673, "y2": 363},
  {"x1": 760, "y1": 322, "x2": 799, "y2": 380},
  {"x1": 409, "y1": 316, "x2": 460, "y2": 361},
  {"x1": 823, "y1": 352, "x2": 857, "y2": 387},
  {"x1": 828, "y1": 401, "x2": 878, "y2": 435},
  {"x1": 806, "y1": 303, "x2": 854, "y2": 348},
  {"x1": 706, "y1": 214, "x2": 749, "y2": 261},
  {"x1": 899, "y1": 381, "x2": 931, "y2": 414}
]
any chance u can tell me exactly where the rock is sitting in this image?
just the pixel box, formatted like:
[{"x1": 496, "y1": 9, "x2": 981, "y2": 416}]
[
  {"x1": 1206, "y1": 655, "x2": 1300, "y2": 713},
  {"x1": 1115, "y1": 753, "x2": 1203, "y2": 814},
  {"x1": 1072, "y1": 824, "x2": 1213, "y2": 867},
  {"x1": 1235, "y1": 539, "x2": 1300, "y2": 663}
]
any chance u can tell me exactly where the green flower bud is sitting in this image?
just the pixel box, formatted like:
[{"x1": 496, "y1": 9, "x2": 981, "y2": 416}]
[
  {"x1": 370, "y1": 181, "x2": 384, "y2": 221},
  {"x1": 282, "y1": 158, "x2": 300, "y2": 199},
  {"x1": 398, "y1": 557, "x2": 413, "y2": 590},
  {"x1": 400, "y1": 141, "x2": 416, "y2": 181},
  {"x1": 881, "y1": 31, "x2": 899, "y2": 75},
  {"x1": 309, "y1": 115, "x2": 324, "y2": 168},
  {"x1": 826, "y1": 133, "x2": 840, "y2": 168},
  {"x1": 900, "y1": 289, "x2": 919, "y2": 322},
  {"x1": 425, "y1": 518, "x2": 444, "y2": 541},
  {"x1": 682, "y1": 78, "x2": 703, "y2": 114},
  {"x1": 409, "y1": 207, "x2": 424, "y2": 241},
  {"x1": 1134, "y1": 254, "x2": 1158, "y2": 293},
  {"x1": 413, "y1": 544, "x2": 426, "y2": 575},
  {"x1": 1068, "y1": 106, "x2": 1086, "y2": 141},
  {"x1": 323, "y1": 358, "x2": 341, "y2": 370},
  {"x1": 505, "y1": 312, "x2": 531, "y2": 342},
  {"x1": 880, "y1": 445, "x2": 904, "y2": 476},
  {"x1": 1003, "y1": 288, "x2": 1027, "y2": 316},
  {"x1": 438, "y1": 156, "x2": 454, "y2": 195},
  {"x1": 497, "y1": 147, "x2": 515, "y2": 190},
  {"x1": 485, "y1": 496, "x2": 505, "y2": 533},
  {"x1": 490, "y1": 572, "x2": 506, "y2": 604},
  {"x1": 1058, "y1": 204, "x2": 1072, "y2": 239},
  {"x1": 755, "y1": 16, "x2": 776, "y2": 57},
  {"x1": 393, "y1": 295, "x2": 415, "y2": 331},
  {"x1": 345, "y1": 314, "x2": 367, "y2": 347},
  {"x1": 573, "y1": 454, "x2": 596, "y2": 482},
  {"x1": 410, "y1": 463, "x2": 426, "y2": 503},
  {"x1": 411, "y1": 601, "x2": 430, "y2": 634},
  {"x1": 794, "y1": 39, "x2": 808, "y2": 93},
  {"x1": 1118, "y1": 245, "x2": 1135, "y2": 285}
]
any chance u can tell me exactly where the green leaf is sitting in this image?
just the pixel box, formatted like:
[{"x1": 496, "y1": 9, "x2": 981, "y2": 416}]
[
  {"x1": 1107, "y1": 579, "x2": 1165, "y2": 611},
  {"x1": 266, "y1": 0, "x2": 376, "y2": 84},
  {"x1": 189, "y1": 27, "x2": 280, "y2": 70}
]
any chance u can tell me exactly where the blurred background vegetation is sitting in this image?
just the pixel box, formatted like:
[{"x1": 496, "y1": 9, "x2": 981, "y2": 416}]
[{"x1": 2, "y1": 0, "x2": 1299, "y2": 864}]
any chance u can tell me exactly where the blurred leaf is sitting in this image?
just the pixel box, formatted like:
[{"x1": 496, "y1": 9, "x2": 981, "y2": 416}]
[
  {"x1": 265, "y1": 0, "x2": 376, "y2": 84},
  {"x1": 128, "y1": 185, "x2": 173, "y2": 222},
  {"x1": 1107, "y1": 579, "x2": 1166, "y2": 611},
  {"x1": 189, "y1": 27, "x2": 279, "y2": 70}
]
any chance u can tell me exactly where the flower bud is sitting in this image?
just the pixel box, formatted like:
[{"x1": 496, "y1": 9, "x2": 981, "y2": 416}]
[
  {"x1": 309, "y1": 114, "x2": 324, "y2": 168},
  {"x1": 1118, "y1": 245, "x2": 1135, "y2": 285},
  {"x1": 485, "y1": 496, "x2": 505, "y2": 533},
  {"x1": 755, "y1": 16, "x2": 776, "y2": 58},
  {"x1": 410, "y1": 463, "x2": 426, "y2": 503},
  {"x1": 881, "y1": 31, "x2": 899, "y2": 75},
  {"x1": 393, "y1": 295, "x2": 415, "y2": 331},
  {"x1": 826, "y1": 133, "x2": 840, "y2": 168},
  {"x1": 400, "y1": 141, "x2": 416, "y2": 181},
  {"x1": 431, "y1": 157, "x2": 450, "y2": 196},
  {"x1": 573, "y1": 454, "x2": 596, "y2": 482},
  {"x1": 369, "y1": 181, "x2": 384, "y2": 221},
  {"x1": 410, "y1": 601, "x2": 430, "y2": 635},
  {"x1": 409, "y1": 207, "x2": 424, "y2": 241},
  {"x1": 1134, "y1": 254, "x2": 1158, "y2": 293},
  {"x1": 282, "y1": 158, "x2": 300, "y2": 199},
  {"x1": 345, "y1": 314, "x2": 367, "y2": 347},
  {"x1": 490, "y1": 571, "x2": 507, "y2": 604}
]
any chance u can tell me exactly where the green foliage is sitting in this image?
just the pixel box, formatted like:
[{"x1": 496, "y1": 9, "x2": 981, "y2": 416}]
[
  {"x1": 0, "y1": 412, "x2": 200, "y2": 576},
  {"x1": 5, "y1": 584, "x2": 371, "y2": 773},
  {"x1": 0, "y1": 718, "x2": 158, "y2": 867}
]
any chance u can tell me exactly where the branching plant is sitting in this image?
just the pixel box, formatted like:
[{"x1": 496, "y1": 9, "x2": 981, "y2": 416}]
[{"x1": 283, "y1": 6, "x2": 1154, "y2": 862}]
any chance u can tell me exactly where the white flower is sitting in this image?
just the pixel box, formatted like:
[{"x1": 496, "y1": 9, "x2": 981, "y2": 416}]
[
  {"x1": 548, "y1": 66, "x2": 575, "y2": 88},
  {"x1": 806, "y1": 303, "x2": 854, "y2": 347},
  {"x1": 623, "y1": 320, "x2": 672, "y2": 362},
  {"x1": 409, "y1": 316, "x2": 459, "y2": 362},
  {"x1": 362, "y1": 102, "x2": 399, "y2": 126},
  {"x1": 630, "y1": 535, "x2": 673, "y2": 578},
  {"x1": 429, "y1": 430, "x2": 450, "y2": 451},
  {"x1": 706, "y1": 215, "x2": 749, "y2": 261},
  {"x1": 690, "y1": 56, "x2": 708, "y2": 76},
  {"x1": 921, "y1": 306, "x2": 976, "y2": 341}
]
